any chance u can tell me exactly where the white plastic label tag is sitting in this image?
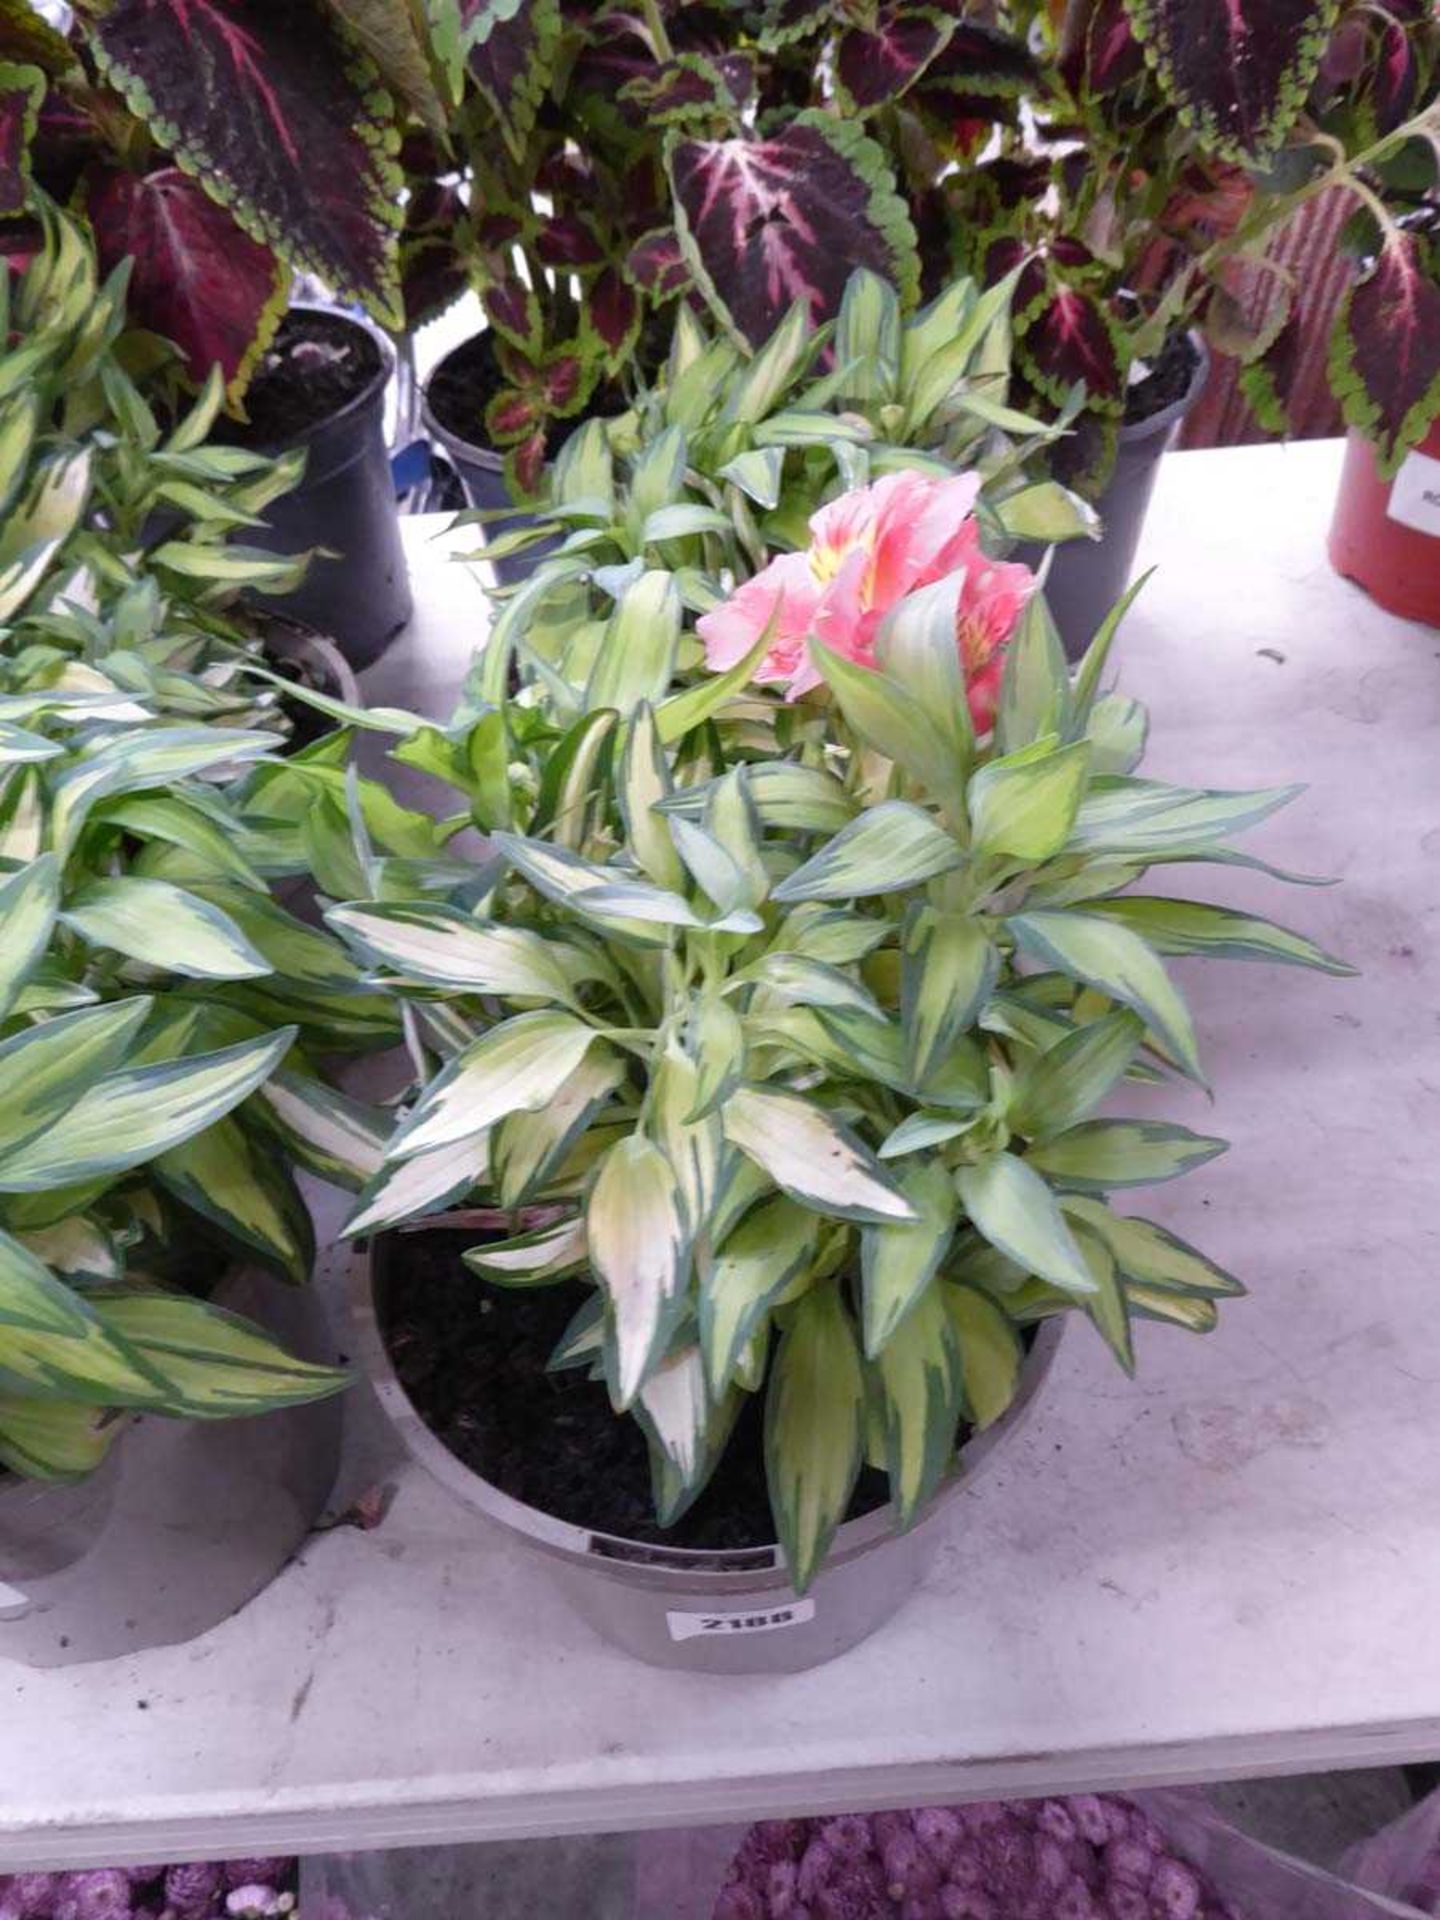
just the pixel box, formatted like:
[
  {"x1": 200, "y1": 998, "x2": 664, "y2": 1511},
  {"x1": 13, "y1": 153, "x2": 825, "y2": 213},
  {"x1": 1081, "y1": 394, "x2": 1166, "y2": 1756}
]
[
  {"x1": 1388, "y1": 450, "x2": 1440, "y2": 537},
  {"x1": 0, "y1": 1580, "x2": 30, "y2": 1617},
  {"x1": 666, "y1": 1598, "x2": 815, "y2": 1642}
]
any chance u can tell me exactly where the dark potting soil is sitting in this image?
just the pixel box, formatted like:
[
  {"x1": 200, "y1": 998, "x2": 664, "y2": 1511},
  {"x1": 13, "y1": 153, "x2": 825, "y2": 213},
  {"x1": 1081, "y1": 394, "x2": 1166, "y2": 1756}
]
[
  {"x1": 1124, "y1": 327, "x2": 1198, "y2": 427},
  {"x1": 227, "y1": 310, "x2": 382, "y2": 448},
  {"x1": 380, "y1": 1228, "x2": 897, "y2": 1552}
]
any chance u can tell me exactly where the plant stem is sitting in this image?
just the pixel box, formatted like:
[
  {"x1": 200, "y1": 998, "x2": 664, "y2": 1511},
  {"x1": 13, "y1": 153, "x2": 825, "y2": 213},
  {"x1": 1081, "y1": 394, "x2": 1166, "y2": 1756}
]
[{"x1": 638, "y1": 0, "x2": 673, "y2": 60}]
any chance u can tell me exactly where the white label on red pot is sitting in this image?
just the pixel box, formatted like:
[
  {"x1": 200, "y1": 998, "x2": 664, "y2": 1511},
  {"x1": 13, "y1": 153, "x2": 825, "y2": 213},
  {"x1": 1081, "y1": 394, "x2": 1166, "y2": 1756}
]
[
  {"x1": 666, "y1": 1598, "x2": 816, "y2": 1642},
  {"x1": 0, "y1": 1580, "x2": 29, "y2": 1616},
  {"x1": 1388, "y1": 450, "x2": 1440, "y2": 537}
]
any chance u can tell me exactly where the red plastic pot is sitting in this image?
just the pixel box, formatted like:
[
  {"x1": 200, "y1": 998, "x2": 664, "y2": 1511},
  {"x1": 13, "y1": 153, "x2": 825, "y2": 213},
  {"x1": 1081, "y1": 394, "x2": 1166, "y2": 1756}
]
[{"x1": 1329, "y1": 416, "x2": 1440, "y2": 627}]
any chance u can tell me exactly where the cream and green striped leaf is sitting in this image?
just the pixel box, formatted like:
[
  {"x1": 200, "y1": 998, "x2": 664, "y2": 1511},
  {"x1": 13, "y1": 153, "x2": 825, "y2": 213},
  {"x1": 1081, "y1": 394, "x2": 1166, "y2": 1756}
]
[
  {"x1": 773, "y1": 800, "x2": 963, "y2": 904},
  {"x1": 874, "y1": 573, "x2": 974, "y2": 778},
  {"x1": 1082, "y1": 897, "x2": 1355, "y2": 974},
  {"x1": 969, "y1": 739, "x2": 1090, "y2": 863},
  {"x1": 92, "y1": 1292, "x2": 348, "y2": 1416},
  {"x1": 585, "y1": 569, "x2": 682, "y2": 715},
  {"x1": 326, "y1": 901, "x2": 577, "y2": 1003},
  {"x1": 0, "y1": 997, "x2": 152, "y2": 1160},
  {"x1": 954, "y1": 1151, "x2": 1096, "y2": 1297},
  {"x1": 636, "y1": 1342, "x2": 709, "y2": 1487},
  {"x1": 1059, "y1": 1197, "x2": 1245, "y2": 1299},
  {"x1": 809, "y1": 637, "x2": 955, "y2": 794},
  {"x1": 873, "y1": 1280, "x2": 964, "y2": 1527},
  {"x1": 16, "y1": 1215, "x2": 123, "y2": 1286},
  {"x1": 0, "y1": 1227, "x2": 167, "y2": 1404},
  {"x1": 388, "y1": 1013, "x2": 597, "y2": 1158},
  {"x1": 96, "y1": 793, "x2": 265, "y2": 888},
  {"x1": 493, "y1": 1049, "x2": 626, "y2": 1207},
  {"x1": 586, "y1": 1133, "x2": 690, "y2": 1406},
  {"x1": 1007, "y1": 909, "x2": 1204, "y2": 1085},
  {"x1": 617, "y1": 704, "x2": 683, "y2": 890},
  {"x1": 1072, "y1": 1222, "x2": 1134, "y2": 1372},
  {"x1": 722, "y1": 1085, "x2": 916, "y2": 1226},
  {"x1": 861, "y1": 1161, "x2": 958, "y2": 1357},
  {"x1": 0, "y1": 1394, "x2": 121, "y2": 1480},
  {"x1": 345, "y1": 1132, "x2": 490, "y2": 1235},
  {"x1": 0, "y1": 1030, "x2": 297, "y2": 1192},
  {"x1": 651, "y1": 1038, "x2": 723, "y2": 1228},
  {"x1": 463, "y1": 1215, "x2": 588, "y2": 1284},
  {"x1": 878, "y1": 1109, "x2": 974, "y2": 1159},
  {"x1": 1007, "y1": 1008, "x2": 1145, "y2": 1142},
  {"x1": 255, "y1": 1069, "x2": 389, "y2": 1193},
  {"x1": 687, "y1": 993, "x2": 744, "y2": 1119},
  {"x1": 60, "y1": 877, "x2": 272, "y2": 980},
  {"x1": 745, "y1": 952, "x2": 883, "y2": 1019},
  {"x1": 701, "y1": 1194, "x2": 817, "y2": 1396},
  {"x1": 943, "y1": 1281, "x2": 1023, "y2": 1428},
  {"x1": 1125, "y1": 1286, "x2": 1218, "y2": 1331},
  {"x1": 901, "y1": 906, "x2": 997, "y2": 1085},
  {"x1": 0, "y1": 853, "x2": 58, "y2": 1017},
  {"x1": 995, "y1": 594, "x2": 1071, "y2": 755},
  {"x1": 50, "y1": 727, "x2": 282, "y2": 854},
  {"x1": 765, "y1": 1284, "x2": 864, "y2": 1593},
  {"x1": 1027, "y1": 1120, "x2": 1228, "y2": 1191},
  {"x1": 155, "y1": 1116, "x2": 313, "y2": 1284},
  {"x1": 1064, "y1": 778, "x2": 1302, "y2": 861}
]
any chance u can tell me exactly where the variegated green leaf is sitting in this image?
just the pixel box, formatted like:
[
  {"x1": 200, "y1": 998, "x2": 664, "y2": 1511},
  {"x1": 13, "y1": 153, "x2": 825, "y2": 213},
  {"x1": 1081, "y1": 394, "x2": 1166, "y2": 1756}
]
[
  {"x1": 16, "y1": 1216, "x2": 123, "y2": 1286},
  {"x1": 0, "y1": 1030, "x2": 297, "y2": 1191},
  {"x1": 772, "y1": 800, "x2": 963, "y2": 903},
  {"x1": 0, "y1": 722, "x2": 62, "y2": 764},
  {"x1": 60, "y1": 877, "x2": 271, "y2": 980},
  {"x1": 874, "y1": 1278, "x2": 963, "y2": 1527},
  {"x1": 255, "y1": 1068, "x2": 388, "y2": 1192},
  {"x1": 586, "y1": 1133, "x2": 690, "y2": 1406},
  {"x1": 326, "y1": 901, "x2": 576, "y2": 1001},
  {"x1": 722, "y1": 1085, "x2": 915, "y2": 1226},
  {"x1": 0, "y1": 853, "x2": 58, "y2": 1018},
  {"x1": 1125, "y1": 1283, "x2": 1218, "y2": 1331},
  {"x1": 861, "y1": 1160, "x2": 958, "y2": 1357},
  {"x1": 155, "y1": 1115, "x2": 313, "y2": 1284},
  {"x1": 1028, "y1": 1120, "x2": 1227, "y2": 1191},
  {"x1": 531, "y1": 709, "x2": 617, "y2": 850},
  {"x1": 774, "y1": 903, "x2": 890, "y2": 966},
  {"x1": 97, "y1": 793, "x2": 265, "y2": 888},
  {"x1": 810, "y1": 637, "x2": 954, "y2": 793},
  {"x1": 650, "y1": 1037, "x2": 723, "y2": 1228},
  {"x1": 344, "y1": 1134, "x2": 489, "y2": 1237},
  {"x1": 943, "y1": 1281, "x2": 1022, "y2": 1427},
  {"x1": 493, "y1": 1048, "x2": 625, "y2": 1206},
  {"x1": 901, "y1": 906, "x2": 998, "y2": 1086},
  {"x1": 688, "y1": 993, "x2": 744, "y2": 1119},
  {"x1": 93, "y1": 1292, "x2": 348, "y2": 1416},
  {"x1": 955, "y1": 1151, "x2": 1096, "y2": 1296},
  {"x1": 1008, "y1": 909, "x2": 1204, "y2": 1085},
  {"x1": 701, "y1": 1193, "x2": 817, "y2": 1396},
  {"x1": 969, "y1": 739, "x2": 1091, "y2": 862},
  {"x1": 765, "y1": 1283, "x2": 864, "y2": 1593},
  {"x1": 746, "y1": 953, "x2": 882, "y2": 1019},
  {"x1": 1060, "y1": 1196, "x2": 1244, "y2": 1298},
  {"x1": 1072, "y1": 1221, "x2": 1133, "y2": 1372},
  {"x1": 1008, "y1": 1008, "x2": 1145, "y2": 1142},
  {"x1": 389, "y1": 1012, "x2": 596, "y2": 1158},
  {"x1": 874, "y1": 573, "x2": 975, "y2": 779},
  {"x1": 0, "y1": 1395, "x2": 122, "y2": 1480},
  {"x1": 878, "y1": 1109, "x2": 973, "y2": 1159},
  {"x1": 995, "y1": 593, "x2": 1071, "y2": 754},
  {"x1": 0, "y1": 1227, "x2": 167, "y2": 1404},
  {"x1": 51, "y1": 727, "x2": 282, "y2": 855},
  {"x1": 1082, "y1": 897, "x2": 1354, "y2": 975},
  {"x1": 586, "y1": 570, "x2": 682, "y2": 715},
  {"x1": 617, "y1": 704, "x2": 684, "y2": 890},
  {"x1": 0, "y1": 997, "x2": 152, "y2": 1160},
  {"x1": 636, "y1": 1342, "x2": 709, "y2": 1485},
  {"x1": 1064, "y1": 777, "x2": 1302, "y2": 861},
  {"x1": 463, "y1": 1215, "x2": 588, "y2": 1284},
  {"x1": 655, "y1": 634, "x2": 768, "y2": 745},
  {"x1": 1084, "y1": 693, "x2": 1149, "y2": 776}
]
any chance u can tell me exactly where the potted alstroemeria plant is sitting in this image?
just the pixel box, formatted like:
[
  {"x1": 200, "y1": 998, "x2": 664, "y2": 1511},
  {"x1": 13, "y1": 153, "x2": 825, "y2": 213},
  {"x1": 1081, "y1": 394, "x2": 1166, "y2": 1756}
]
[{"x1": 312, "y1": 460, "x2": 1349, "y2": 1673}]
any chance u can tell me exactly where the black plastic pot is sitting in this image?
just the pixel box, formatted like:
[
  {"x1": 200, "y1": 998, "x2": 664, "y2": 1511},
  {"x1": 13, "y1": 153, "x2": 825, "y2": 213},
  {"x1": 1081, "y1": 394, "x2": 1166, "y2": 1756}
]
[
  {"x1": 243, "y1": 307, "x2": 412, "y2": 670},
  {"x1": 422, "y1": 333, "x2": 561, "y2": 587},
  {"x1": 1033, "y1": 334, "x2": 1210, "y2": 662}
]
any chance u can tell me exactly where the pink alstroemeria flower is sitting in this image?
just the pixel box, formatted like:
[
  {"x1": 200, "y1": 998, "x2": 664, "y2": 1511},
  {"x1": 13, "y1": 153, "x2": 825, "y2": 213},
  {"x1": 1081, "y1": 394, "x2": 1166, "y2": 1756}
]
[{"x1": 696, "y1": 469, "x2": 1035, "y2": 732}]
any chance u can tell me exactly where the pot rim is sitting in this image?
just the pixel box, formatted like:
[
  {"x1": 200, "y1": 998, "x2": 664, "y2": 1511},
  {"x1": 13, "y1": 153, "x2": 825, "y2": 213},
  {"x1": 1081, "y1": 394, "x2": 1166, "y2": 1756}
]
[
  {"x1": 1117, "y1": 329, "x2": 1209, "y2": 450},
  {"x1": 420, "y1": 330, "x2": 501, "y2": 468},
  {"x1": 249, "y1": 303, "x2": 395, "y2": 456},
  {"x1": 351, "y1": 1227, "x2": 1066, "y2": 1593}
]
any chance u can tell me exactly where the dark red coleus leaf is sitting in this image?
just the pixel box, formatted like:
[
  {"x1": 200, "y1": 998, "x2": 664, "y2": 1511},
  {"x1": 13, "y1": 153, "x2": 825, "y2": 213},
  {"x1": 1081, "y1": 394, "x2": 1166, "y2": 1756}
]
[
  {"x1": 1370, "y1": 18, "x2": 1419, "y2": 133},
  {"x1": 1331, "y1": 231, "x2": 1440, "y2": 474},
  {"x1": 535, "y1": 211, "x2": 605, "y2": 269},
  {"x1": 584, "y1": 266, "x2": 639, "y2": 365},
  {"x1": 668, "y1": 111, "x2": 919, "y2": 347},
  {"x1": 463, "y1": 0, "x2": 562, "y2": 160},
  {"x1": 473, "y1": 207, "x2": 524, "y2": 252},
  {"x1": 618, "y1": 50, "x2": 753, "y2": 124},
  {"x1": 542, "y1": 351, "x2": 583, "y2": 412},
  {"x1": 90, "y1": 0, "x2": 401, "y2": 323},
  {"x1": 506, "y1": 428, "x2": 547, "y2": 501},
  {"x1": 0, "y1": 60, "x2": 42, "y2": 218},
  {"x1": 981, "y1": 155, "x2": 1052, "y2": 208},
  {"x1": 1019, "y1": 283, "x2": 1124, "y2": 412},
  {"x1": 30, "y1": 87, "x2": 98, "y2": 201},
  {"x1": 982, "y1": 235, "x2": 1047, "y2": 320},
  {"x1": 626, "y1": 225, "x2": 690, "y2": 300},
  {"x1": 484, "y1": 274, "x2": 544, "y2": 350},
  {"x1": 1059, "y1": 0, "x2": 1144, "y2": 98},
  {"x1": 485, "y1": 385, "x2": 541, "y2": 445},
  {"x1": 1120, "y1": 0, "x2": 1339, "y2": 162},
  {"x1": 922, "y1": 21, "x2": 1041, "y2": 97},
  {"x1": 86, "y1": 163, "x2": 286, "y2": 396},
  {"x1": 758, "y1": 0, "x2": 829, "y2": 49},
  {"x1": 835, "y1": 8, "x2": 952, "y2": 113},
  {"x1": 401, "y1": 235, "x2": 469, "y2": 331}
]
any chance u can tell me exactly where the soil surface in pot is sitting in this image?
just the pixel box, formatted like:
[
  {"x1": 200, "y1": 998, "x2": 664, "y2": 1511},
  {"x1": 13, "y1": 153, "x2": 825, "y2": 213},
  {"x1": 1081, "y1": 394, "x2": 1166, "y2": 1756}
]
[
  {"x1": 1124, "y1": 328, "x2": 1197, "y2": 427},
  {"x1": 381, "y1": 1229, "x2": 899, "y2": 1551},
  {"x1": 426, "y1": 332, "x2": 628, "y2": 454},
  {"x1": 227, "y1": 310, "x2": 382, "y2": 447}
]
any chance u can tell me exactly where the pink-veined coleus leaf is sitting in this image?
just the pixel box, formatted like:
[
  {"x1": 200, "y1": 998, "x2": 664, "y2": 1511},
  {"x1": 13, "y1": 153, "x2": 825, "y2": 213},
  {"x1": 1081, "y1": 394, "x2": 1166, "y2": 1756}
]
[
  {"x1": 505, "y1": 429, "x2": 547, "y2": 502},
  {"x1": 834, "y1": 8, "x2": 953, "y2": 114},
  {"x1": 1329, "y1": 230, "x2": 1440, "y2": 476},
  {"x1": 668, "y1": 109, "x2": 919, "y2": 348},
  {"x1": 0, "y1": 60, "x2": 42, "y2": 218},
  {"x1": 462, "y1": 0, "x2": 562, "y2": 161},
  {"x1": 983, "y1": 234, "x2": 1048, "y2": 323},
  {"x1": 1120, "y1": 0, "x2": 1340, "y2": 162},
  {"x1": 618, "y1": 50, "x2": 753, "y2": 124},
  {"x1": 86, "y1": 163, "x2": 288, "y2": 400},
  {"x1": 1018, "y1": 282, "x2": 1125, "y2": 413},
  {"x1": 90, "y1": 0, "x2": 403, "y2": 324},
  {"x1": 626, "y1": 225, "x2": 690, "y2": 300},
  {"x1": 1369, "y1": 17, "x2": 1419, "y2": 133}
]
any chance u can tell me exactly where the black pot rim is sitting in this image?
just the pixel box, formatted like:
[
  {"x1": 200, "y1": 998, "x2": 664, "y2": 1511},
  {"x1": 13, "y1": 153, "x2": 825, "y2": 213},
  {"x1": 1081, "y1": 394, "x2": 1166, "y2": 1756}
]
[
  {"x1": 420, "y1": 329, "x2": 498, "y2": 464},
  {"x1": 249, "y1": 303, "x2": 394, "y2": 456},
  {"x1": 1118, "y1": 329, "x2": 1210, "y2": 450}
]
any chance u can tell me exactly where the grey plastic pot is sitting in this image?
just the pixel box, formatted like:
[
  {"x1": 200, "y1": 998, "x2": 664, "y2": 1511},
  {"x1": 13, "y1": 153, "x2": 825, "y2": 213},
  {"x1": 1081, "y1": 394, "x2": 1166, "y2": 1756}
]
[
  {"x1": 243, "y1": 307, "x2": 413, "y2": 671},
  {"x1": 354, "y1": 1232, "x2": 1064, "y2": 1674},
  {"x1": 0, "y1": 1268, "x2": 343, "y2": 1668},
  {"x1": 1029, "y1": 334, "x2": 1210, "y2": 662}
]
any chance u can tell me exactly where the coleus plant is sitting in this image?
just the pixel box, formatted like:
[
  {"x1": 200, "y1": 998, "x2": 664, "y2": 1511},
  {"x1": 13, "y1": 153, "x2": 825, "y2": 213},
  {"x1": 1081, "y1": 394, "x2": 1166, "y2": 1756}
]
[
  {"x1": 946, "y1": 0, "x2": 1440, "y2": 484},
  {"x1": 316, "y1": 485, "x2": 1349, "y2": 1591},
  {"x1": 0, "y1": 0, "x2": 421, "y2": 401}
]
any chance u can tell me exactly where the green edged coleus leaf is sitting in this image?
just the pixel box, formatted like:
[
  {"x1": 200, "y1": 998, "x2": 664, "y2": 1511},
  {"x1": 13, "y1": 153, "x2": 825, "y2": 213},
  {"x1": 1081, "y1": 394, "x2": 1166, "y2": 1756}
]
[
  {"x1": 1328, "y1": 232, "x2": 1440, "y2": 478},
  {"x1": 1018, "y1": 284, "x2": 1124, "y2": 414},
  {"x1": 834, "y1": 8, "x2": 954, "y2": 114},
  {"x1": 772, "y1": 800, "x2": 963, "y2": 903},
  {"x1": 765, "y1": 1282, "x2": 864, "y2": 1592},
  {"x1": 942, "y1": 1280, "x2": 1022, "y2": 1428},
  {"x1": 0, "y1": 1226, "x2": 168, "y2": 1406},
  {"x1": 701, "y1": 1193, "x2": 816, "y2": 1397},
  {"x1": 155, "y1": 1113, "x2": 314, "y2": 1284},
  {"x1": 873, "y1": 1274, "x2": 963, "y2": 1528},
  {"x1": 60, "y1": 877, "x2": 272, "y2": 981},
  {"x1": 954, "y1": 1150, "x2": 1097, "y2": 1297},
  {"x1": 722, "y1": 1084, "x2": 916, "y2": 1227},
  {"x1": 0, "y1": 60, "x2": 43, "y2": 218},
  {"x1": 1081, "y1": 896, "x2": 1354, "y2": 974},
  {"x1": 90, "y1": 0, "x2": 404, "y2": 325},
  {"x1": 462, "y1": 0, "x2": 562, "y2": 161},
  {"x1": 1007, "y1": 909, "x2": 1203, "y2": 1084},
  {"x1": 323, "y1": 0, "x2": 454, "y2": 131},
  {"x1": 586, "y1": 1132, "x2": 690, "y2": 1407},
  {"x1": 1061, "y1": 1195, "x2": 1245, "y2": 1299},
  {"x1": 388, "y1": 1011, "x2": 596, "y2": 1158},
  {"x1": 861, "y1": 1160, "x2": 957, "y2": 1358},
  {"x1": 1121, "y1": 0, "x2": 1339, "y2": 163},
  {"x1": 1027, "y1": 1119, "x2": 1227, "y2": 1191},
  {"x1": 668, "y1": 109, "x2": 920, "y2": 350},
  {"x1": 86, "y1": 165, "x2": 288, "y2": 401},
  {"x1": 92, "y1": 1290, "x2": 348, "y2": 1416}
]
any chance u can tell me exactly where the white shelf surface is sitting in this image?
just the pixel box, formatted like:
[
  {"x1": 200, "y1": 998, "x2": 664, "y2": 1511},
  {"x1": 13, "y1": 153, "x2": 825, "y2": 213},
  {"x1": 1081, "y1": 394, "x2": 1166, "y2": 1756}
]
[{"x1": 6, "y1": 439, "x2": 1440, "y2": 1867}]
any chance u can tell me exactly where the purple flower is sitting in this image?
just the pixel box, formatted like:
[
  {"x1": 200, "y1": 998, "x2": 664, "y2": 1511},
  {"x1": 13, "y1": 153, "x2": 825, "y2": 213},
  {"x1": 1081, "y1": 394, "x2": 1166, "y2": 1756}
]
[
  {"x1": 1103, "y1": 1838, "x2": 1155, "y2": 1887},
  {"x1": 1054, "y1": 1881, "x2": 1100, "y2": 1920},
  {"x1": 163, "y1": 1864, "x2": 220, "y2": 1920},
  {"x1": 939, "y1": 1888, "x2": 995, "y2": 1920},
  {"x1": 714, "y1": 1888, "x2": 764, "y2": 1920},
  {"x1": 1035, "y1": 1801, "x2": 1077, "y2": 1845},
  {"x1": 53, "y1": 1871, "x2": 132, "y2": 1920},
  {"x1": 1, "y1": 1876, "x2": 56, "y2": 1920},
  {"x1": 218, "y1": 1869, "x2": 287, "y2": 1899},
  {"x1": 1068, "y1": 1798, "x2": 1112, "y2": 1848},
  {"x1": 766, "y1": 1858, "x2": 799, "y2": 1916},
  {"x1": 1103, "y1": 1887, "x2": 1149, "y2": 1920},
  {"x1": 797, "y1": 1841, "x2": 836, "y2": 1904},
  {"x1": 121, "y1": 1877, "x2": 164, "y2": 1894},
  {"x1": 914, "y1": 1810, "x2": 962, "y2": 1867},
  {"x1": 1149, "y1": 1858, "x2": 1202, "y2": 1920},
  {"x1": 817, "y1": 1820, "x2": 872, "y2": 1865}
]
